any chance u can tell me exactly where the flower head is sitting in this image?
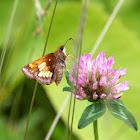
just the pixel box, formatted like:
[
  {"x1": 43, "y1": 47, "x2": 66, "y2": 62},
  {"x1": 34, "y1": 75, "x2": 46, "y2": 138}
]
[{"x1": 69, "y1": 51, "x2": 129, "y2": 101}]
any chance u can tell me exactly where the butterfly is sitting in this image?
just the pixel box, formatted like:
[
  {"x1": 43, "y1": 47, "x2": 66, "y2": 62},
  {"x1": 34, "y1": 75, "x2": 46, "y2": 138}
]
[{"x1": 22, "y1": 38, "x2": 73, "y2": 86}]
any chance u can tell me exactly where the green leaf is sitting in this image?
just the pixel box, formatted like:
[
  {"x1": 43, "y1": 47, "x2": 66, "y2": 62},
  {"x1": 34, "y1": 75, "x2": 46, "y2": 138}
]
[
  {"x1": 108, "y1": 98, "x2": 124, "y2": 105},
  {"x1": 64, "y1": 71, "x2": 72, "y2": 86},
  {"x1": 78, "y1": 103, "x2": 106, "y2": 129},
  {"x1": 63, "y1": 87, "x2": 73, "y2": 92},
  {"x1": 107, "y1": 99, "x2": 138, "y2": 131}
]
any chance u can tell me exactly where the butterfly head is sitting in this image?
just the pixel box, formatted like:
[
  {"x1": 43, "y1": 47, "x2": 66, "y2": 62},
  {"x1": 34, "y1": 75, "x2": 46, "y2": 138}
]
[
  {"x1": 56, "y1": 38, "x2": 74, "y2": 56},
  {"x1": 57, "y1": 45, "x2": 66, "y2": 56}
]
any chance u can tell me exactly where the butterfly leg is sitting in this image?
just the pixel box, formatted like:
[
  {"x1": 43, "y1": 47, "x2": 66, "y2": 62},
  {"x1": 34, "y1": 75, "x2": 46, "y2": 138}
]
[
  {"x1": 66, "y1": 54, "x2": 75, "y2": 63},
  {"x1": 64, "y1": 67, "x2": 71, "y2": 74},
  {"x1": 66, "y1": 57, "x2": 73, "y2": 63},
  {"x1": 67, "y1": 53, "x2": 75, "y2": 58}
]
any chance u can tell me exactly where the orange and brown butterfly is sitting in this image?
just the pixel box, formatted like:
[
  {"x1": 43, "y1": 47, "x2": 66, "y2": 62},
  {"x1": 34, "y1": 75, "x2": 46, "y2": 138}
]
[{"x1": 22, "y1": 38, "x2": 73, "y2": 86}]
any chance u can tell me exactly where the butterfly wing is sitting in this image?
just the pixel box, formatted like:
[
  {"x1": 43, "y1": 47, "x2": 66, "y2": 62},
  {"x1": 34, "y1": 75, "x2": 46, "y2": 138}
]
[
  {"x1": 22, "y1": 56, "x2": 45, "y2": 80},
  {"x1": 22, "y1": 53, "x2": 57, "y2": 85}
]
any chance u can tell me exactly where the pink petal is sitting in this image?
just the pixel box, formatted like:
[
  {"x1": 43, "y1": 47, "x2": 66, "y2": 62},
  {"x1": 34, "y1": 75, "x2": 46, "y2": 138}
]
[
  {"x1": 99, "y1": 76, "x2": 107, "y2": 86},
  {"x1": 100, "y1": 93, "x2": 106, "y2": 99},
  {"x1": 75, "y1": 95, "x2": 83, "y2": 100},
  {"x1": 112, "y1": 93, "x2": 123, "y2": 99},
  {"x1": 83, "y1": 52, "x2": 86, "y2": 57},
  {"x1": 112, "y1": 81, "x2": 129, "y2": 94},
  {"x1": 93, "y1": 91, "x2": 98, "y2": 100},
  {"x1": 93, "y1": 81, "x2": 98, "y2": 90},
  {"x1": 120, "y1": 68, "x2": 127, "y2": 77},
  {"x1": 107, "y1": 76, "x2": 119, "y2": 87},
  {"x1": 85, "y1": 73, "x2": 89, "y2": 84},
  {"x1": 99, "y1": 63, "x2": 107, "y2": 76},
  {"x1": 92, "y1": 70, "x2": 96, "y2": 82},
  {"x1": 107, "y1": 54, "x2": 114, "y2": 71},
  {"x1": 108, "y1": 69, "x2": 117, "y2": 77},
  {"x1": 86, "y1": 53, "x2": 92, "y2": 61}
]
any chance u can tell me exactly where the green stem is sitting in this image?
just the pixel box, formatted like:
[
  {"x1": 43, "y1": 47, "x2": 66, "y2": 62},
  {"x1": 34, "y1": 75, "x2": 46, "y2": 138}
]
[{"x1": 93, "y1": 120, "x2": 99, "y2": 140}]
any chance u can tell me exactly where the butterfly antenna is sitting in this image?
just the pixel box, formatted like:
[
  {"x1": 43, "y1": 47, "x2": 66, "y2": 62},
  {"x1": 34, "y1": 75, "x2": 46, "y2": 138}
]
[{"x1": 64, "y1": 38, "x2": 75, "y2": 46}]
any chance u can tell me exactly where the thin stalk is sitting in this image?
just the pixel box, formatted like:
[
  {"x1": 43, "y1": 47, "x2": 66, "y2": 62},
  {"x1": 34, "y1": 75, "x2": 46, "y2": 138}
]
[
  {"x1": 70, "y1": 0, "x2": 87, "y2": 139},
  {"x1": 0, "y1": 0, "x2": 19, "y2": 77},
  {"x1": 42, "y1": 0, "x2": 58, "y2": 56},
  {"x1": 23, "y1": 0, "x2": 58, "y2": 139},
  {"x1": 93, "y1": 120, "x2": 99, "y2": 140},
  {"x1": 45, "y1": 0, "x2": 52, "y2": 14},
  {"x1": 91, "y1": 0, "x2": 124, "y2": 56},
  {"x1": 69, "y1": 37, "x2": 82, "y2": 140},
  {"x1": 9, "y1": 85, "x2": 23, "y2": 124},
  {"x1": 65, "y1": 93, "x2": 72, "y2": 140},
  {"x1": 24, "y1": 81, "x2": 38, "y2": 140},
  {"x1": 45, "y1": 93, "x2": 70, "y2": 140}
]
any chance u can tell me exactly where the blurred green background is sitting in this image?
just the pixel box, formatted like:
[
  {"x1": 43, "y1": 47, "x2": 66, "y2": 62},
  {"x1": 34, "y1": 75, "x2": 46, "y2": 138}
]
[{"x1": 0, "y1": 0, "x2": 140, "y2": 140}]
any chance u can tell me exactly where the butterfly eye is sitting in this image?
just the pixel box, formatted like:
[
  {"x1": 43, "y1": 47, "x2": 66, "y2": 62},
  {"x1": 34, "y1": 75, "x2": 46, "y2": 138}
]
[{"x1": 60, "y1": 47, "x2": 63, "y2": 51}]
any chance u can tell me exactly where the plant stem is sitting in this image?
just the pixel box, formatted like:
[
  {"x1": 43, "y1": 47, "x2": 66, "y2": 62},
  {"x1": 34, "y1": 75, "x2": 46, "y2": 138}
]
[
  {"x1": 42, "y1": 0, "x2": 58, "y2": 56},
  {"x1": 65, "y1": 93, "x2": 72, "y2": 140},
  {"x1": 69, "y1": 0, "x2": 87, "y2": 139},
  {"x1": 91, "y1": 0, "x2": 124, "y2": 56},
  {"x1": 93, "y1": 120, "x2": 99, "y2": 140},
  {"x1": 24, "y1": 82, "x2": 38, "y2": 140},
  {"x1": 0, "y1": 0, "x2": 18, "y2": 77}
]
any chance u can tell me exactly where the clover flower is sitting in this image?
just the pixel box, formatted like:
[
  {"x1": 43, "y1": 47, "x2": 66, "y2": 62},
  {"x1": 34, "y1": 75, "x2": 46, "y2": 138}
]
[{"x1": 69, "y1": 51, "x2": 129, "y2": 101}]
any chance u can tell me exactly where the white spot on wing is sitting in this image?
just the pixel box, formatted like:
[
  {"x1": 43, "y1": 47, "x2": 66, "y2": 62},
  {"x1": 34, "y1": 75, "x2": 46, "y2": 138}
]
[
  {"x1": 38, "y1": 62, "x2": 46, "y2": 68},
  {"x1": 46, "y1": 71, "x2": 49, "y2": 77},
  {"x1": 29, "y1": 64, "x2": 34, "y2": 68},
  {"x1": 38, "y1": 62, "x2": 46, "y2": 71},
  {"x1": 49, "y1": 72, "x2": 52, "y2": 77},
  {"x1": 38, "y1": 71, "x2": 44, "y2": 77},
  {"x1": 45, "y1": 71, "x2": 52, "y2": 78},
  {"x1": 42, "y1": 72, "x2": 46, "y2": 78},
  {"x1": 38, "y1": 70, "x2": 53, "y2": 78}
]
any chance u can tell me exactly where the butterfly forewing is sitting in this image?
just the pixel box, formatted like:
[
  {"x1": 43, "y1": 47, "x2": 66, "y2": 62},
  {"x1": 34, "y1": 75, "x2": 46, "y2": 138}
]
[
  {"x1": 22, "y1": 56, "x2": 45, "y2": 80},
  {"x1": 22, "y1": 53, "x2": 57, "y2": 84}
]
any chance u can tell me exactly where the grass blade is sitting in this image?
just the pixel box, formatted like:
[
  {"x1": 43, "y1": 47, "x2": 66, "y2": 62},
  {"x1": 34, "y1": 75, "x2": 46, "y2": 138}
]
[
  {"x1": 70, "y1": 0, "x2": 87, "y2": 139},
  {"x1": 0, "y1": 0, "x2": 19, "y2": 76},
  {"x1": 91, "y1": 0, "x2": 124, "y2": 56},
  {"x1": 45, "y1": 94, "x2": 70, "y2": 140}
]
